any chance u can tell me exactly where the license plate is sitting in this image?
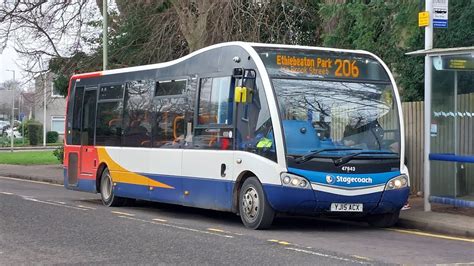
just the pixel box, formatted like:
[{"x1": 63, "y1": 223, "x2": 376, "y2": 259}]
[{"x1": 330, "y1": 203, "x2": 363, "y2": 212}]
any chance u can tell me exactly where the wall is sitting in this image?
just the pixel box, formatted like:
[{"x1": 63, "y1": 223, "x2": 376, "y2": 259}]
[{"x1": 33, "y1": 72, "x2": 66, "y2": 140}]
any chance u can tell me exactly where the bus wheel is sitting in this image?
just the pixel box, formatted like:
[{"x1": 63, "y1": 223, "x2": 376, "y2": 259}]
[
  {"x1": 239, "y1": 177, "x2": 274, "y2": 229},
  {"x1": 100, "y1": 168, "x2": 125, "y2": 207},
  {"x1": 367, "y1": 210, "x2": 400, "y2": 228}
]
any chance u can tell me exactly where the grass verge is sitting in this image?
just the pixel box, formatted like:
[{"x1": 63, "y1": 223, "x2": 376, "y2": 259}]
[{"x1": 0, "y1": 150, "x2": 59, "y2": 165}]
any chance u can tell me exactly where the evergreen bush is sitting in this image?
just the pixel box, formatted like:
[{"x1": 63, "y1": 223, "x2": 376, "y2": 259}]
[
  {"x1": 27, "y1": 122, "x2": 43, "y2": 146},
  {"x1": 53, "y1": 145, "x2": 64, "y2": 164},
  {"x1": 46, "y1": 131, "x2": 59, "y2": 143}
]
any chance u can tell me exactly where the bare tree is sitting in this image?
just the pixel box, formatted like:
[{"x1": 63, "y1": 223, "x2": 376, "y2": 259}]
[
  {"x1": 0, "y1": 0, "x2": 103, "y2": 105},
  {"x1": 1, "y1": 0, "x2": 321, "y2": 84},
  {"x1": 0, "y1": 1, "x2": 95, "y2": 63},
  {"x1": 172, "y1": 0, "x2": 217, "y2": 52},
  {"x1": 115, "y1": 0, "x2": 319, "y2": 58}
]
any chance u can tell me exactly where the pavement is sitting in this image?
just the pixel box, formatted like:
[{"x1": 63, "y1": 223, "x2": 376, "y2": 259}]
[
  {"x1": 398, "y1": 197, "x2": 474, "y2": 238},
  {"x1": 0, "y1": 164, "x2": 64, "y2": 185},
  {"x1": 0, "y1": 163, "x2": 473, "y2": 239}
]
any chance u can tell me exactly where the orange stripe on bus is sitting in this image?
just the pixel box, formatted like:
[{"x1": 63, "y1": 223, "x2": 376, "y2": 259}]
[{"x1": 97, "y1": 147, "x2": 174, "y2": 189}]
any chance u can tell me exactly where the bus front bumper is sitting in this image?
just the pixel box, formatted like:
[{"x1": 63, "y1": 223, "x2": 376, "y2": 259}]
[{"x1": 264, "y1": 185, "x2": 409, "y2": 216}]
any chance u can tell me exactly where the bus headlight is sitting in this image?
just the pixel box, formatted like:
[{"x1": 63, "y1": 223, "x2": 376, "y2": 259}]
[
  {"x1": 280, "y1": 173, "x2": 310, "y2": 189},
  {"x1": 385, "y1": 175, "x2": 408, "y2": 190}
]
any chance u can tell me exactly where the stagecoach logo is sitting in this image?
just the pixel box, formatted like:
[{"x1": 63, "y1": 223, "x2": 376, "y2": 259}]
[
  {"x1": 326, "y1": 175, "x2": 373, "y2": 185},
  {"x1": 326, "y1": 175, "x2": 336, "y2": 184}
]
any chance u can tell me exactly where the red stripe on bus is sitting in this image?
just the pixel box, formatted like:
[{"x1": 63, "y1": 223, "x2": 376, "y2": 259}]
[{"x1": 72, "y1": 72, "x2": 103, "y2": 79}]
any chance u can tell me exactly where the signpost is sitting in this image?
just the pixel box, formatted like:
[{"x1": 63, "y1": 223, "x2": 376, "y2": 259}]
[
  {"x1": 6, "y1": 70, "x2": 15, "y2": 152},
  {"x1": 424, "y1": 0, "x2": 434, "y2": 212},
  {"x1": 433, "y1": 0, "x2": 448, "y2": 28}
]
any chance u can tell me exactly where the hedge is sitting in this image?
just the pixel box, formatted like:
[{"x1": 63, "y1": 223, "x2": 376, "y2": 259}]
[
  {"x1": 47, "y1": 131, "x2": 59, "y2": 143},
  {"x1": 27, "y1": 122, "x2": 43, "y2": 146}
]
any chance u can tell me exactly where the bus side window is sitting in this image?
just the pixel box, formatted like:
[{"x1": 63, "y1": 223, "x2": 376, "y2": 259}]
[
  {"x1": 95, "y1": 84, "x2": 124, "y2": 147},
  {"x1": 71, "y1": 86, "x2": 84, "y2": 145},
  {"x1": 193, "y1": 76, "x2": 233, "y2": 150},
  {"x1": 81, "y1": 89, "x2": 97, "y2": 146},
  {"x1": 182, "y1": 77, "x2": 197, "y2": 146},
  {"x1": 151, "y1": 79, "x2": 187, "y2": 148},
  {"x1": 122, "y1": 80, "x2": 152, "y2": 147},
  {"x1": 235, "y1": 76, "x2": 276, "y2": 162},
  {"x1": 241, "y1": 70, "x2": 257, "y2": 121}
]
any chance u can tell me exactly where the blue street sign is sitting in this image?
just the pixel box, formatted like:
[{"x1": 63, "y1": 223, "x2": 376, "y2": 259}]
[{"x1": 433, "y1": 19, "x2": 448, "y2": 28}]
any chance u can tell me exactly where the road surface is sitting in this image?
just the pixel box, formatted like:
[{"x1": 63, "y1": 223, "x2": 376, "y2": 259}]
[{"x1": 1, "y1": 176, "x2": 473, "y2": 265}]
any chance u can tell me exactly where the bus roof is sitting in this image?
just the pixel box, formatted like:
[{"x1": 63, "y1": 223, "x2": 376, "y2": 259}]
[{"x1": 71, "y1": 42, "x2": 376, "y2": 80}]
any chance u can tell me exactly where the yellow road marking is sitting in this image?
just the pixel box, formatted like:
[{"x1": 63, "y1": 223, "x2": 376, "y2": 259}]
[
  {"x1": 152, "y1": 218, "x2": 168, "y2": 222},
  {"x1": 0, "y1": 176, "x2": 63, "y2": 187},
  {"x1": 111, "y1": 211, "x2": 135, "y2": 217},
  {"x1": 207, "y1": 228, "x2": 244, "y2": 236},
  {"x1": 0, "y1": 192, "x2": 14, "y2": 195},
  {"x1": 207, "y1": 228, "x2": 225, "y2": 233},
  {"x1": 388, "y1": 228, "x2": 474, "y2": 243},
  {"x1": 267, "y1": 239, "x2": 293, "y2": 246},
  {"x1": 352, "y1": 255, "x2": 372, "y2": 261}
]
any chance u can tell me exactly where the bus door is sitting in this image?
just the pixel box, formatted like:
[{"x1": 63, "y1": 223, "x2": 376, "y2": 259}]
[
  {"x1": 181, "y1": 76, "x2": 235, "y2": 210},
  {"x1": 66, "y1": 84, "x2": 83, "y2": 186},
  {"x1": 80, "y1": 88, "x2": 98, "y2": 178}
]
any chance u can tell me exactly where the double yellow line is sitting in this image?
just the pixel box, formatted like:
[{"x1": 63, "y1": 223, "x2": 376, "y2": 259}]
[{"x1": 388, "y1": 228, "x2": 474, "y2": 243}]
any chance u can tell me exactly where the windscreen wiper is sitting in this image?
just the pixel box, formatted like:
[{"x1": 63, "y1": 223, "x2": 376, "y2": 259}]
[
  {"x1": 294, "y1": 148, "x2": 362, "y2": 164},
  {"x1": 333, "y1": 151, "x2": 399, "y2": 166}
]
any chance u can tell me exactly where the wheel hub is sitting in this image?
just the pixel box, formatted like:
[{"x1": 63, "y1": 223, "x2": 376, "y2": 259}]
[
  {"x1": 101, "y1": 171, "x2": 112, "y2": 201},
  {"x1": 242, "y1": 187, "x2": 259, "y2": 222}
]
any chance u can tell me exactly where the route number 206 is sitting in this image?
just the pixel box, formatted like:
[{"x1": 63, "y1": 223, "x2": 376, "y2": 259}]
[{"x1": 335, "y1": 59, "x2": 360, "y2": 78}]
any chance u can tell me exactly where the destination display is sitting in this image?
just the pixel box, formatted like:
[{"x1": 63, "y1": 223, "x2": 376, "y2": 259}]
[{"x1": 255, "y1": 47, "x2": 390, "y2": 82}]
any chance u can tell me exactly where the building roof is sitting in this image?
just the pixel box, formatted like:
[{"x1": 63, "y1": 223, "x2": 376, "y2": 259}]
[{"x1": 406, "y1": 46, "x2": 474, "y2": 56}]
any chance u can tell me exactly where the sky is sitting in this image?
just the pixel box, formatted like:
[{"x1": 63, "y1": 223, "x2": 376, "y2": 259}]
[
  {"x1": 0, "y1": 0, "x2": 110, "y2": 88},
  {"x1": 0, "y1": 45, "x2": 23, "y2": 85}
]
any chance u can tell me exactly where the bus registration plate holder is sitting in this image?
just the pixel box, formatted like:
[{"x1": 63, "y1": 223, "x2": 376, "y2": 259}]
[{"x1": 330, "y1": 203, "x2": 363, "y2": 212}]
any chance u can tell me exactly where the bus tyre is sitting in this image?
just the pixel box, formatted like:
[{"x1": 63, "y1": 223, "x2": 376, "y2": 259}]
[
  {"x1": 367, "y1": 210, "x2": 400, "y2": 228},
  {"x1": 239, "y1": 177, "x2": 275, "y2": 230},
  {"x1": 100, "y1": 168, "x2": 125, "y2": 207}
]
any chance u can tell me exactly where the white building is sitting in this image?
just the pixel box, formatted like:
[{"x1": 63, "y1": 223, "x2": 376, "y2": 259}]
[{"x1": 33, "y1": 72, "x2": 66, "y2": 141}]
